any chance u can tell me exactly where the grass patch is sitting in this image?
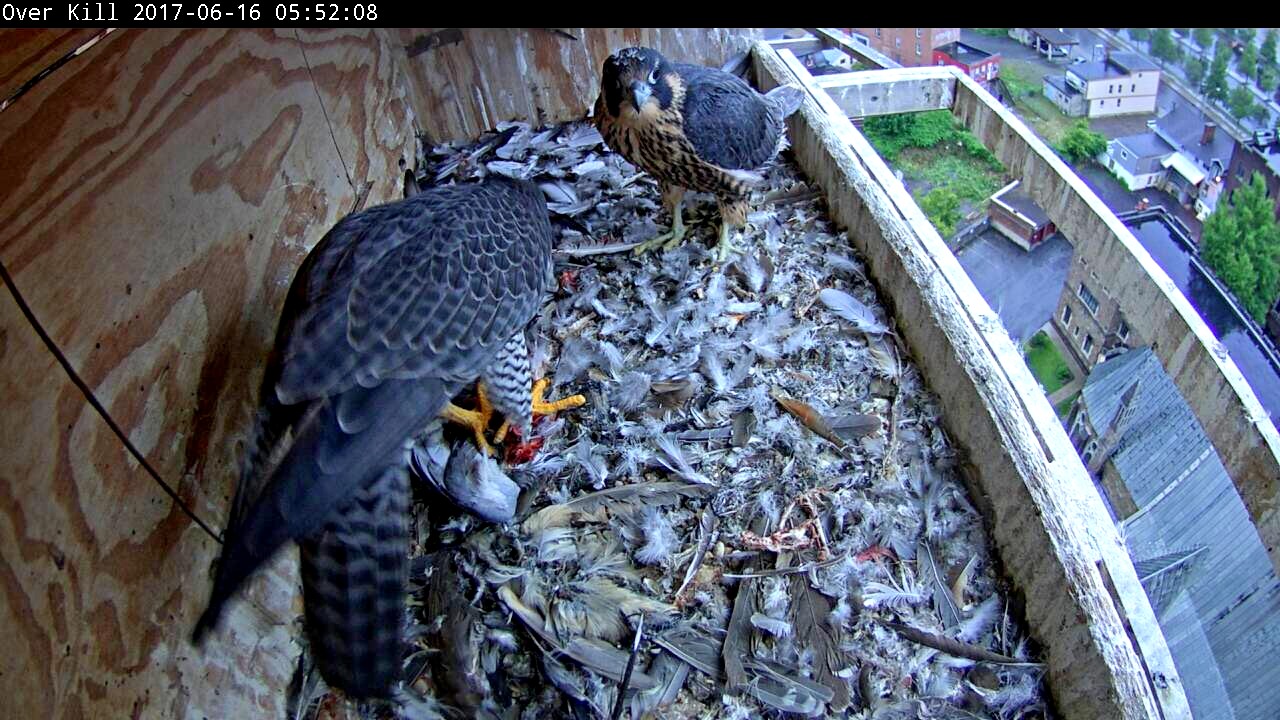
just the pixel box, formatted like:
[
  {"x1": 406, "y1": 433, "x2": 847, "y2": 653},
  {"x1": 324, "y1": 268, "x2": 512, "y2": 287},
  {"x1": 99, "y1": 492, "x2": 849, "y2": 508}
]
[
  {"x1": 972, "y1": 28, "x2": 1010, "y2": 38},
  {"x1": 1023, "y1": 331, "x2": 1074, "y2": 395},
  {"x1": 863, "y1": 110, "x2": 1008, "y2": 237}
]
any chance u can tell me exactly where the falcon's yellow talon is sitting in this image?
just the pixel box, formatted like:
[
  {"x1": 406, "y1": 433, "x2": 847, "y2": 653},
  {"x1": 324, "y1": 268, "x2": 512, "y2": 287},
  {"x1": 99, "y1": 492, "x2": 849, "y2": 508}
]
[
  {"x1": 531, "y1": 378, "x2": 587, "y2": 417},
  {"x1": 494, "y1": 420, "x2": 512, "y2": 445},
  {"x1": 442, "y1": 382, "x2": 497, "y2": 456}
]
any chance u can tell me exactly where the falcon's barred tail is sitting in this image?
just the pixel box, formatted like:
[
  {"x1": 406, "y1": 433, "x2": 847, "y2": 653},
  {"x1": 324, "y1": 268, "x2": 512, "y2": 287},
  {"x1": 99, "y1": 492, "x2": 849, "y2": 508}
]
[
  {"x1": 300, "y1": 464, "x2": 411, "y2": 700},
  {"x1": 765, "y1": 84, "x2": 806, "y2": 118},
  {"x1": 193, "y1": 377, "x2": 449, "y2": 645}
]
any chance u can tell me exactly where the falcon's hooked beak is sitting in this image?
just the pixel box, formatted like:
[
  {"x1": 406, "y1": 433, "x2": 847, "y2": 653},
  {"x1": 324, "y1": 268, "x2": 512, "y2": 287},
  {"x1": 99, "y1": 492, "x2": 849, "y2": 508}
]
[{"x1": 630, "y1": 81, "x2": 652, "y2": 110}]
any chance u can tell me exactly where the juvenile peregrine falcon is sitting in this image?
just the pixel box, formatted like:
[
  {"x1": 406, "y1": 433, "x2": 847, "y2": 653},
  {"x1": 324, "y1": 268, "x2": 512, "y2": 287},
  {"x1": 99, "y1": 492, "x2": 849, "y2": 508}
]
[
  {"x1": 192, "y1": 176, "x2": 583, "y2": 700},
  {"x1": 594, "y1": 46, "x2": 804, "y2": 260}
]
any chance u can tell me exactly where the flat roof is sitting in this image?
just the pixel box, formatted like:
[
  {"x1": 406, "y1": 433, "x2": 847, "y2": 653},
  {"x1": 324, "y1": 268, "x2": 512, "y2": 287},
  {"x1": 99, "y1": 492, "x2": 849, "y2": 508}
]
[
  {"x1": 992, "y1": 181, "x2": 1052, "y2": 226},
  {"x1": 936, "y1": 41, "x2": 994, "y2": 61},
  {"x1": 1030, "y1": 28, "x2": 1079, "y2": 45},
  {"x1": 1044, "y1": 74, "x2": 1082, "y2": 97}
]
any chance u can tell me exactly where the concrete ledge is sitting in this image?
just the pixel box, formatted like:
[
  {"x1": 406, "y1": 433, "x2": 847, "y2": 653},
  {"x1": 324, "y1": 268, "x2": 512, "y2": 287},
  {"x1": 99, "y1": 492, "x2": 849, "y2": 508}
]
[
  {"x1": 948, "y1": 69, "x2": 1280, "y2": 575},
  {"x1": 753, "y1": 46, "x2": 1190, "y2": 720},
  {"x1": 815, "y1": 67, "x2": 957, "y2": 118}
]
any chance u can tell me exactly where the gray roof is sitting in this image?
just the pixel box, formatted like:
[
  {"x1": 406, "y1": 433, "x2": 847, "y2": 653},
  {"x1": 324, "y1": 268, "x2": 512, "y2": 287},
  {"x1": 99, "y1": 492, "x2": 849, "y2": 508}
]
[
  {"x1": 1069, "y1": 53, "x2": 1158, "y2": 82},
  {"x1": 1029, "y1": 28, "x2": 1078, "y2": 45},
  {"x1": 1081, "y1": 347, "x2": 1280, "y2": 720},
  {"x1": 1082, "y1": 347, "x2": 1209, "y2": 504},
  {"x1": 1154, "y1": 101, "x2": 1237, "y2": 171},
  {"x1": 1113, "y1": 132, "x2": 1175, "y2": 162},
  {"x1": 1043, "y1": 74, "x2": 1081, "y2": 97},
  {"x1": 1109, "y1": 51, "x2": 1159, "y2": 73},
  {"x1": 994, "y1": 187, "x2": 1051, "y2": 227}
]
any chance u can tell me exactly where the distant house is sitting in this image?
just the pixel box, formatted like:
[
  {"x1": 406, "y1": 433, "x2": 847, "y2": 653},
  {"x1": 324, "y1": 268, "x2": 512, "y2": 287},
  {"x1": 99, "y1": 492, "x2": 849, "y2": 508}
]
[
  {"x1": 1224, "y1": 132, "x2": 1280, "y2": 221},
  {"x1": 1107, "y1": 132, "x2": 1175, "y2": 190},
  {"x1": 1044, "y1": 52, "x2": 1160, "y2": 118},
  {"x1": 933, "y1": 41, "x2": 1001, "y2": 85},
  {"x1": 849, "y1": 28, "x2": 959, "y2": 67},
  {"x1": 1010, "y1": 28, "x2": 1079, "y2": 60},
  {"x1": 1042, "y1": 75, "x2": 1085, "y2": 116},
  {"x1": 803, "y1": 48, "x2": 853, "y2": 76},
  {"x1": 987, "y1": 180, "x2": 1056, "y2": 250},
  {"x1": 1101, "y1": 102, "x2": 1238, "y2": 219},
  {"x1": 1066, "y1": 347, "x2": 1280, "y2": 720}
]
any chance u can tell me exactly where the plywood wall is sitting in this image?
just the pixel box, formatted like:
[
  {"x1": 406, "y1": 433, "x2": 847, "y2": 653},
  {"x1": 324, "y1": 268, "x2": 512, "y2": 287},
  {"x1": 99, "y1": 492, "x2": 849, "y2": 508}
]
[
  {"x1": 393, "y1": 27, "x2": 762, "y2": 142},
  {"x1": 0, "y1": 26, "x2": 759, "y2": 717},
  {"x1": 0, "y1": 28, "x2": 416, "y2": 718}
]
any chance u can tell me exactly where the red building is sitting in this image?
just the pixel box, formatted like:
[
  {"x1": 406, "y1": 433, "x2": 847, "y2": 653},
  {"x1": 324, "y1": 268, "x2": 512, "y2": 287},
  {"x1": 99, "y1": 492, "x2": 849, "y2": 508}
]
[{"x1": 933, "y1": 41, "x2": 1001, "y2": 85}]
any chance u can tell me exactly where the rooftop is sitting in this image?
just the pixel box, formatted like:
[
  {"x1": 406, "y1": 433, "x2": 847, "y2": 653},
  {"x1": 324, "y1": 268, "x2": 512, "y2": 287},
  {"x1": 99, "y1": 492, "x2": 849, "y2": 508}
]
[
  {"x1": 1030, "y1": 28, "x2": 1079, "y2": 45},
  {"x1": 1044, "y1": 74, "x2": 1082, "y2": 97},
  {"x1": 936, "y1": 41, "x2": 994, "y2": 62},
  {"x1": 1154, "y1": 101, "x2": 1237, "y2": 171},
  {"x1": 992, "y1": 180, "x2": 1052, "y2": 226},
  {"x1": 1069, "y1": 53, "x2": 1158, "y2": 82},
  {"x1": 1113, "y1": 132, "x2": 1175, "y2": 160}
]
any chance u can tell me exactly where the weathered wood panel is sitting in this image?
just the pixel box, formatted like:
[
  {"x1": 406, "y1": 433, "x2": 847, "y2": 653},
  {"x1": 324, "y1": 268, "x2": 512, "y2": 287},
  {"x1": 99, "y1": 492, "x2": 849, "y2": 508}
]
[
  {"x1": 0, "y1": 28, "x2": 103, "y2": 102},
  {"x1": 0, "y1": 28, "x2": 415, "y2": 718},
  {"x1": 392, "y1": 28, "x2": 762, "y2": 143},
  {"x1": 753, "y1": 46, "x2": 1190, "y2": 720}
]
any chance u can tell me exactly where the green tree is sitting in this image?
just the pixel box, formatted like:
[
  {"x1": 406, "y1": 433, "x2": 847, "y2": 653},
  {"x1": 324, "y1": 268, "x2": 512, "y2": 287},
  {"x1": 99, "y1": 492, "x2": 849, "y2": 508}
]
[
  {"x1": 1240, "y1": 41, "x2": 1258, "y2": 81},
  {"x1": 1055, "y1": 121, "x2": 1108, "y2": 163},
  {"x1": 1193, "y1": 27, "x2": 1214, "y2": 49},
  {"x1": 1184, "y1": 56, "x2": 1207, "y2": 89},
  {"x1": 1227, "y1": 85, "x2": 1267, "y2": 122},
  {"x1": 1260, "y1": 65, "x2": 1279, "y2": 93},
  {"x1": 1202, "y1": 173, "x2": 1280, "y2": 322},
  {"x1": 1128, "y1": 28, "x2": 1151, "y2": 43},
  {"x1": 1262, "y1": 29, "x2": 1278, "y2": 68},
  {"x1": 918, "y1": 187, "x2": 962, "y2": 238},
  {"x1": 1151, "y1": 28, "x2": 1181, "y2": 62},
  {"x1": 1206, "y1": 46, "x2": 1231, "y2": 102}
]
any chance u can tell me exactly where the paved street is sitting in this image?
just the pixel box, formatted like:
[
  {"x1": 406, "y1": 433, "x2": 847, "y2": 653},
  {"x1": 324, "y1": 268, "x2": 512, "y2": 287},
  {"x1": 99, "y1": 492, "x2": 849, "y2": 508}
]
[{"x1": 956, "y1": 229, "x2": 1073, "y2": 344}]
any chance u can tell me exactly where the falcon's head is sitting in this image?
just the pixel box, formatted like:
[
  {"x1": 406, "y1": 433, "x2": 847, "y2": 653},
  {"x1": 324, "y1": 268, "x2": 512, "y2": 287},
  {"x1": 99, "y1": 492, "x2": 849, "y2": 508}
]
[{"x1": 601, "y1": 47, "x2": 675, "y2": 120}]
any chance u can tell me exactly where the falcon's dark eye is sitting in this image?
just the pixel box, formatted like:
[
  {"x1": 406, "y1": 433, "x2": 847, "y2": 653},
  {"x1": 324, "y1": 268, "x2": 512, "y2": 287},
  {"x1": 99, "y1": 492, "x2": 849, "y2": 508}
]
[{"x1": 648, "y1": 67, "x2": 659, "y2": 84}]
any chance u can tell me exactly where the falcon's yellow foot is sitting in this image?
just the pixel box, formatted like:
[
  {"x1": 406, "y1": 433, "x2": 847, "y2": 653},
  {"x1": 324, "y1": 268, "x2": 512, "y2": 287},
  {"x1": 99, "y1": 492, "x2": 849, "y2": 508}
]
[
  {"x1": 442, "y1": 382, "x2": 496, "y2": 456},
  {"x1": 493, "y1": 378, "x2": 588, "y2": 444},
  {"x1": 713, "y1": 222, "x2": 743, "y2": 263},
  {"x1": 633, "y1": 207, "x2": 687, "y2": 255}
]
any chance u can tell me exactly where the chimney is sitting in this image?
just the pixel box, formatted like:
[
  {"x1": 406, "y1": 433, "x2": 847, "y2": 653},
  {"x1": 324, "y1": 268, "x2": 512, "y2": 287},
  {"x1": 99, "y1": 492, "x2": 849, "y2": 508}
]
[{"x1": 1201, "y1": 122, "x2": 1216, "y2": 145}]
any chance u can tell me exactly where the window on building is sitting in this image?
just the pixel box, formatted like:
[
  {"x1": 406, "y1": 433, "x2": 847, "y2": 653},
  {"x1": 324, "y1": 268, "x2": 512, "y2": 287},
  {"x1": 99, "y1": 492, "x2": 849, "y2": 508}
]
[
  {"x1": 1117, "y1": 97, "x2": 1122, "y2": 106},
  {"x1": 1082, "y1": 333, "x2": 1094, "y2": 355},
  {"x1": 915, "y1": 28, "x2": 922, "y2": 38},
  {"x1": 1109, "y1": 84, "x2": 1114, "y2": 93},
  {"x1": 896, "y1": 37, "x2": 901, "y2": 47},
  {"x1": 1062, "y1": 304, "x2": 1073, "y2": 325},
  {"x1": 1121, "y1": 149, "x2": 1129, "y2": 159},
  {"x1": 1117, "y1": 319, "x2": 1130, "y2": 341},
  {"x1": 1130, "y1": 83, "x2": 1136, "y2": 92},
  {"x1": 916, "y1": 41, "x2": 921, "y2": 55},
  {"x1": 1078, "y1": 283, "x2": 1100, "y2": 315}
]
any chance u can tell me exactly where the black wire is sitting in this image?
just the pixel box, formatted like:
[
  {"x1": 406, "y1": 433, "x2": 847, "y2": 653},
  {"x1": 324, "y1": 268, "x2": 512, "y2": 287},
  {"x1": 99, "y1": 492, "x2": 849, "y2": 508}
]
[
  {"x1": 0, "y1": 259, "x2": 224, "y2": 544},
  {"x1": 610, "y1": 613, "x2": 646, "y2": 720}
]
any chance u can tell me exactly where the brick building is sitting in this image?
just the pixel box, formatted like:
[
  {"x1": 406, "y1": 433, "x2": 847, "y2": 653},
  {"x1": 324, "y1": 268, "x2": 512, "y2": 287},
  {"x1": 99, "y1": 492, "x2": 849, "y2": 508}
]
[{"x1": 849, "y1": 28, "x2": 959, "y2": 67}]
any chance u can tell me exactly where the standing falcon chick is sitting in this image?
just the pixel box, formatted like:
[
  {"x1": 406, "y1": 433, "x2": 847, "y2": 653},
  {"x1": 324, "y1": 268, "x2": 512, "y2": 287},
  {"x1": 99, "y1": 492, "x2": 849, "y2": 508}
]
[
  {"x1": 192, "y1": 176, "x2": 583, "y2": 701},
  {"x1": 594, "y1": 46, "x2": 804, "y2": 261}
]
